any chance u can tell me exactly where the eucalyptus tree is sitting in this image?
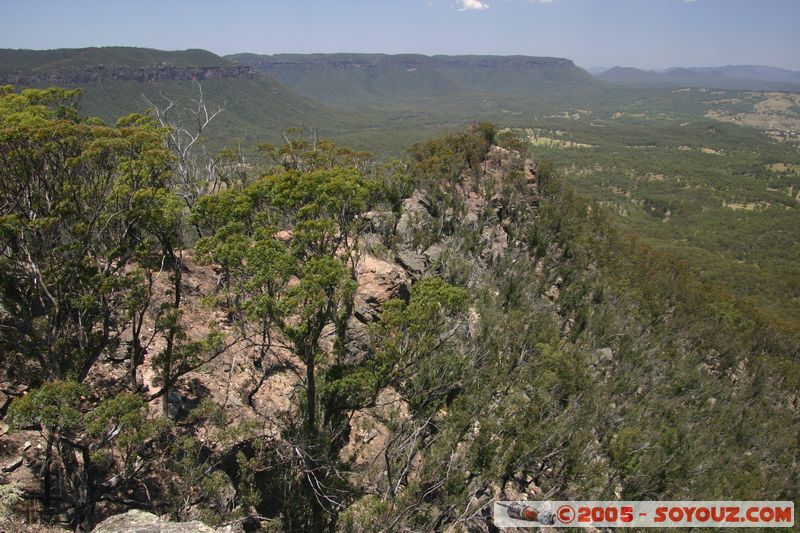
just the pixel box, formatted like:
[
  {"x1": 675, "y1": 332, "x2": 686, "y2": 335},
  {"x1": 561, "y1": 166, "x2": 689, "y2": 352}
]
[
  {"x1": 7, "y1": 381, "x2": 164, "y2": 530},
  {"x1": 193, "y1": 163, "x2": 371, "y2": 532},
  {"x1": 0, "y1": 87, "x2": 172, "y2": 383}
]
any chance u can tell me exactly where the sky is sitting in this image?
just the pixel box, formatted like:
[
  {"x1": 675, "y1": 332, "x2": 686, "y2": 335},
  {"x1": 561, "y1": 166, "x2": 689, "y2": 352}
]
[{"x1": 1, "y1": 0, "x2": 799, "y2": 70}]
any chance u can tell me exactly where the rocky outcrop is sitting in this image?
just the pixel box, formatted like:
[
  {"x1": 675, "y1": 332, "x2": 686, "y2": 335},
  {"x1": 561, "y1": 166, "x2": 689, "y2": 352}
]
[
  {"x1": 92, "y1": 509, "x2": 237, "y2": 533},
  {"x1": 338, "y1": 388, "x2": 411, "y2": 489},
  {"x1": 0, "y1": 65, "x2": 259, "y2": 86},
  {"x1": 481, "y1": 225, "x2": 509, "y2": 262},
  {"x1": 343, "y1": 316, "x2": 371, "y2": 364},
  {"x1": 353, "y1": 255, "x2": 410, "y2": 323},
  {"x1": 394, "y1": 249, "x2": 428, "y2": 279},
  {"x1": 394, "y1": 190, "x2": 433, "y2": 245}
]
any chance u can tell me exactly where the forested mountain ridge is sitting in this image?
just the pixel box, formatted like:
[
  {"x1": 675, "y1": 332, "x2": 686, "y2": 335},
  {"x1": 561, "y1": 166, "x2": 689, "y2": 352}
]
[
  {"x1": 0, "y1": 47, "x2": 231, "y2": 73},
  {"x1": 0, "y1": 88, "x2": 797, "y2": 532},
  {"x1": 0, "y1": 47, "x2": 261, "y2": 86},
  {"x1": 228, "y1": 53, "x2": 600, "y2": 105},
  {"x1": 596, "y1": 64, "x2": 800, "y2": 92},
  {"x1": 0, "y1": 47, "x2": 359, "y2": 148},
  {"x1": 0, "y1": 64, "x2": 257, "y2": 86}
]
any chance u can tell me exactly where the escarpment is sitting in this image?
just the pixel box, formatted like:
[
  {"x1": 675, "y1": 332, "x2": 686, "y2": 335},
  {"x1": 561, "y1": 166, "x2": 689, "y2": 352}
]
[{"x1": 0, "y1": 64, "x2": 259, "y2": 85}]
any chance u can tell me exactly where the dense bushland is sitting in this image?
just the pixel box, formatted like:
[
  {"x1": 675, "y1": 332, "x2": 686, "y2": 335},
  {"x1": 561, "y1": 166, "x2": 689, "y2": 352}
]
[{"x1": 0, "y1": 87, "x2": 797, "y2": 532}]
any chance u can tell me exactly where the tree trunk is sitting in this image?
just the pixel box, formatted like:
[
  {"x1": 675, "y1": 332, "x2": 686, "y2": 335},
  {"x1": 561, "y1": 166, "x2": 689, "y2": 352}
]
[
  {"x1": 42, "y1": 432, "x2": 53, "y2": 520},
  {"x1": 129, "y1": 313, "x2": 143, "y2": 391},
  {"x1": 162, "y1": 251, "x2": 182, "y2": 417},
  {"x1": 305, "y1": 347, "x2": 316, "y2": 435}
]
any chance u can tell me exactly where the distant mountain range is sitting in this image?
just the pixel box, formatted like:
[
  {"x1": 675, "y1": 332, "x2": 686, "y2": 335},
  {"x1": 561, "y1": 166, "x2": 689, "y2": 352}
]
[
  {"x1": 0, "y1": 47, "x2": 607, "y2": 153},
  {"x1": 3, "y1": 47, "x2": 799, "y2": 155},
  {"x1": 226, "y1": 53, "x2": 599, "y2": 106},
  {"x1": 0, "y1": 47, "x2": 352, "y2": 146},
  {"x1": 596, "y1": 65, "x2": 800, "y2": 91}
]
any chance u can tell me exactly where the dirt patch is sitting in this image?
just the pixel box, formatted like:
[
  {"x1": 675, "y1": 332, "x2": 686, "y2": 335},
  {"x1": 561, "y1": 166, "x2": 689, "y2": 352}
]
[
  {"x1": 723, "y1": 201, "x2": 772, "y2": 211},
  {"x1": 767, "y1": 163, "x2": 800, "y2": 175},
  {"x1": 706, "y1": 92, "x2": 800, "y2": 132}
]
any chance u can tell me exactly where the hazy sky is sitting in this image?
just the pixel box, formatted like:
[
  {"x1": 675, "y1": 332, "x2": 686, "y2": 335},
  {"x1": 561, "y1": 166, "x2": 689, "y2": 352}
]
[{"x1": 2, "y1": 0, "x2": 799, "y2": 70}]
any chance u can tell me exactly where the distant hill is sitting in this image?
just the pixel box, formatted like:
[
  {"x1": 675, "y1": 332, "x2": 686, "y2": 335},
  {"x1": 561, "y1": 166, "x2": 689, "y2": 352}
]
[
  {"x1": 597, "y1": 64, "x2": 800, "y2": 91},
  {"x1": 0, "y1": 47, "x2": 229, "y2": 73},
  {"x1": 227, "y1": 53, "x2": 600, "y2": 106},
  {"x1": 683, "y1": 65, "x2": 800, "y2": 84},
  {"x1": 0, "y1": 47, "x2": 352, "y2": 147},
  {"x1": 1, "y1": 48, "x2": 610, "y2": 155}
]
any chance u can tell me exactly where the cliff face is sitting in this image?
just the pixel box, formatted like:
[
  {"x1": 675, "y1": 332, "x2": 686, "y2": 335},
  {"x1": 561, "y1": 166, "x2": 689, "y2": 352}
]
[
  {"x1": 0, "y1": 65, "x2": 259, "y2": 86},
  {"x1": 226, "y1": 52, "x2": 599, "y2": 105},
  {"x1": 230, "y1": 53, "x2": 577, "y2": 72}
]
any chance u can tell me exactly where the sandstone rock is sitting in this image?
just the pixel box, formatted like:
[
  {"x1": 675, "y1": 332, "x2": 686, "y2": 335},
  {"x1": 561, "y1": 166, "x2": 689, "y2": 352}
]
[
  {"x1": 362, "y1": 209, "x2": 394, "y2": 235},
  {"x1": 274, "y1": 229, "x2": 293, "y2": 242},
  {"x1": 423, "y1": 243, "x2": 445, "y2": 265},
  {"x1": 467, "y1": 307, "x2": 481, "y2": 338},
  {"x1": 354, "y1": 255, "x2": 410, "y2": 322},
  {"x1": 92, "y1": 509, "x2": 235, "y2": 533},
  {"x1": 344, "y1": 316, "x2": 371, "y2": 364},
  {"x1": 2, "y1": 456, "x2": 23, "y2": 472},
  {"x1": 167, "y1": 389, "x2": 184, "y2": 419},
  {"x1": 395, "y1": 249, "x2": 428, "y2": 279},
  {"x1": 339, "y1": 388, "x2": 411, "y2": 490},
  {"x1": 480, "y1": 225, "x2": 508, "y2": 262},
  {"x1": 464, "y1": 193, "x2": 486, "y2": 226},
  {"x1": 395, "y1": 191, "x2": 432, "y2": 244},
  {"x1": 0, "y1": 390, "x2": 9, "y2": 414},
  {"x1": 525, "y1": 158, "x2": 538, "y2": 183},
  {"x1": 545, "y1": 276, "x2": 563, "y2": 301},
  {"x1": 595, "y1": 347, "x2": 614, "y2": 364}
]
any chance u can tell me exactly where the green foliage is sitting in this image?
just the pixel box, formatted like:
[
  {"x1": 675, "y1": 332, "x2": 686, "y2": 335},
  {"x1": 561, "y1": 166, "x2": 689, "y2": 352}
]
[
  {"x1": 338, "y1": 495, "x2": 390, "y2": 533},
  {"x1": 512, "y1": 103, "x2": 800, "y2": 327},
  {"x1": 0, "y1": 88, "x2": 172, "y2": 381},
  {"x1": 0, "y1": 481, "x2": 22, "y2": 531},
  {"x1": 0, "y1": 47, "x2": 228, "y2": 73},
  {"x1": 3, "y1": 72, "x2": 799, "y2": 532},
  {"x1": 7, "y1": 381, "x2": 169, "y2": 529},
  {"x1": 7, "y1": 380, "x2": 86, "y2": 432},
  {"x1": 258, "y1": 128, "x2": 372, "y2": 173},
  {"x1": 85, "y1": 393, "x2": 165, "y2": 465},
  {"x1": 191, "y1": 152, "x2": 374, "y2": 532},
  {"x1": 322, "y1": 278, "x2": 469, "y2": 419},
  {"x1": 158, "y1": 400, "x2": 256, "y2": 523}
]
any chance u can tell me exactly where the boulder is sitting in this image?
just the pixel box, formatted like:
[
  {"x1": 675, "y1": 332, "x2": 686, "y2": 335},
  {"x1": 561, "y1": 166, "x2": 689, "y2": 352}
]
[
  {"x1": 423, "y1": 243, "x2": 445, "y2": 266},
  {"x1": 595, "y1": 347, "x2": 614, "y2": 364},
  {"x1": 92, "y1": 509, "x2": 235, "y2": 533},
  {"x1": 395, "y1": 191, "x2": 432, "y2": 244},
  {"x1": 0, "y1": 390, "x2": 9, "y2": 414},
  {"x1": 167, "y1": 389, "x2": 184, "y2": 419},
  {"x1": 344, "y1": 316, "x2": 371, "y2": 364},
  {"x1": 463, "y1": 193, "x2": 486, "y2": 226},
  {"x1": 395, "y1": 250, "x2": 428, "y2": 279},
  {"x1": 545, "y1": 275, "x2": 564, "y2": 301},
  {"x1": 361, "y1": 209, "x2": 394, "y2": 236},
  {"x1": 339, "y1": 388, "x2": 411, "y2": 490},
  {"x1": 480, "y1": 225, "x2": 508, "y2": 262},
  {"x1": 525, "y1": 158, "x2": 538, "y2": 188},
  {"x1": 354, "y1": 255, "x2": 410, "y2": 322},
  {"x1": 2, "y1": 456, "x2": 22, "y2": 473}
]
